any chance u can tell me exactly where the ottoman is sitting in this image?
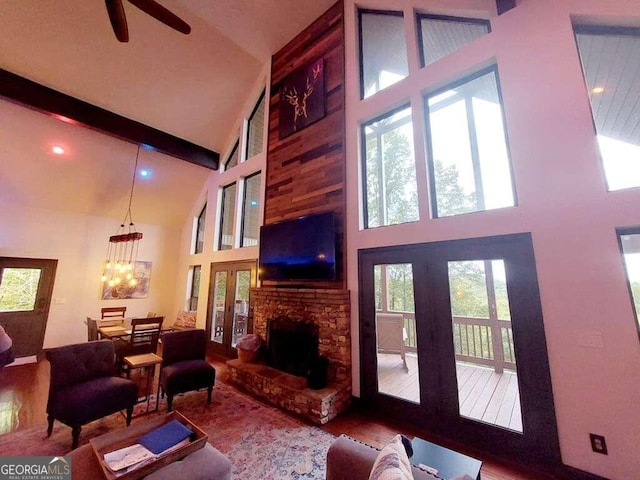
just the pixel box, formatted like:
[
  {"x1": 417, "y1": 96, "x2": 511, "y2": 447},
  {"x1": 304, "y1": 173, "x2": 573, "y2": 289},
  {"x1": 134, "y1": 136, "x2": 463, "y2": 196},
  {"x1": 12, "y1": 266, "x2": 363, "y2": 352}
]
[{"x1": 70, "y1": 442, "x2": 232, "y2": 480}]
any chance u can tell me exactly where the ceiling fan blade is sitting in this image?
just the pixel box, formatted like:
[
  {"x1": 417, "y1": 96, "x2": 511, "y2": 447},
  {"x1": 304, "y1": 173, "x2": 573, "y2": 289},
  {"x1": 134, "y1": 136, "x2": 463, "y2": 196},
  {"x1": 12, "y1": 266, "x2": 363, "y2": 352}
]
[
  {"x1": 127, "y1": 0, "x2": 191, "y2": 35},
  {"x1": 105, "y1": 0, "x2": 129, "y2": 42}
]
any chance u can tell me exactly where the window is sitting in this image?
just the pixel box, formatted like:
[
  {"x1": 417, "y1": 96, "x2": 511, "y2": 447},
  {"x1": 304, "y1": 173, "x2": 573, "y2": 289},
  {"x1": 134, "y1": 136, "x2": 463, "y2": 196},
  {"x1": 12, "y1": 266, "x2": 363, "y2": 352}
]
[
  {"x1": 246, "y1": 91, "x2": 266, "y2": 159},
  {"x1": 0, "y1": 268, "x2": 41, "y2": 312},
  {"x1": 417, "y1": 14, "x2": 490, "y2": 67},
  {"x1": 359, "y1": 10, "x2": 408, "y2": 99},
  {"x1": 194, "y1": 203, "x2": 206, "y2": 254},
  {"x1": 240, "y1": 172, "x2": 261, "y2": 247},
  {"x1": 425, "y1": 67, "x2": 516, "y2": 217},
  {"x1": 187, "y1": 265, "x2": 201, "y2": 311},
  {"x1": 618, "y1": 227, "x2": 640, "y2": 336},
  {"x1": 219, "y1": 183, "x2": 237, "y2": 250},
  {"x1": 575, "y1": 26, "x2": 640, "y2": 191},
  {"x1": 362, "y1": 105, "x2": 418, "y2": 229},
  {"x1": 224, "y1": 140, "x2": 240, "y2": 171}
]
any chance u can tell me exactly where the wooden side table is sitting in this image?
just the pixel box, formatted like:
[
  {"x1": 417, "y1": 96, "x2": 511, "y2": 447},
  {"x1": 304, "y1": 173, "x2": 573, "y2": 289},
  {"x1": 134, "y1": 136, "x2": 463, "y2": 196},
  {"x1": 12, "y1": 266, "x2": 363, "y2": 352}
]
[{"x1": 124, "y1": 352, "x2": 163, "y2": 415}]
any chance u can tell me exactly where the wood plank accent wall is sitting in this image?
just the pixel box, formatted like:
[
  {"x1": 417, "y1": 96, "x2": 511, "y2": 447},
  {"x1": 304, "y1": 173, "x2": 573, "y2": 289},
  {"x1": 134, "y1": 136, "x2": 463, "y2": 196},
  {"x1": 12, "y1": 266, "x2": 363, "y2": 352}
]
[{"x1": 264, "y1": 1, "x2": 346, "y2": 288}]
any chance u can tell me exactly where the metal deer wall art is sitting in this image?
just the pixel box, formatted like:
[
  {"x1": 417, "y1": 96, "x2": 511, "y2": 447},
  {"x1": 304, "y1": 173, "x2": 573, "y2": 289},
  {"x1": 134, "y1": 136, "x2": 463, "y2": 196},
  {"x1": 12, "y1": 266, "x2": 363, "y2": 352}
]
[{"x1": 279, "y1": 58, "x2": 325, "y2": 138}]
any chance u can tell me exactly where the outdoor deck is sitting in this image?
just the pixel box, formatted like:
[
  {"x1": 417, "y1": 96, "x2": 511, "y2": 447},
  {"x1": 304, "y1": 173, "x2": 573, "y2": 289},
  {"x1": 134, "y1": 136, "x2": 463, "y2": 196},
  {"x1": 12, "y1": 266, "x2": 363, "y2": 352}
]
[{"x1": 377, "y1": 352, "x2": 522, "y2": 432}]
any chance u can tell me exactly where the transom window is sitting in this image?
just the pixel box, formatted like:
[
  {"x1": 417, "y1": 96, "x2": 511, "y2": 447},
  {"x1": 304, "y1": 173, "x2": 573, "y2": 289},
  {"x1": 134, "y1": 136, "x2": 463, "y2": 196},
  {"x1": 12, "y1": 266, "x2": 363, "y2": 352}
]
[
  {"x1": 425, "y1": 67, "x2": 516, "y2": 217},
  {"x1": 224, "y1": 140, "x2": 240, "y2": 171},
  {"x1": 187, "y1": 265, "x2": 201, "y2": 311},
  {"x1": 417, "y1": 14, "x2": 490, "y2": 67},
  {"x1": 574, "y1": 25, "x2": 640, "y2": 191},
  {"x1": 362, "y1": 105, "x2": 418, "y2": 228},
  {"x1": 246, "y1": 92, "x2": 266, "y2": 159},
  {"x1": 241, "y1": 172, "x2": 261, "y2": 247},
  {"x1": 194, "y1": 203, "x2": 206, "y2": 254},
  {"x1": 618, "y1": 227, "x2": 640, "y2": 337},
  {"x1": 359, "y1": 10, "x2": 408, "y2": 99},
  {"x1": 219, "y1": 183, "x2": 237, "y2": 250}
]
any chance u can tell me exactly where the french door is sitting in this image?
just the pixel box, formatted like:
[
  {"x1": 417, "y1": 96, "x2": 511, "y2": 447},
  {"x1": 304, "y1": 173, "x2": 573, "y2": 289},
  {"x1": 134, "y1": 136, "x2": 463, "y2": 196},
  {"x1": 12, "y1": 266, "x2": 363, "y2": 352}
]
[
  {"x1": 206, "y1": 260, "x2": 257, "y2": 357},
  {"x1": 0, "y1": 257, "x2": 57, "y2": 357},
  {"x1": 359, "y1": 234, "x2": 560, "y2": 466}
]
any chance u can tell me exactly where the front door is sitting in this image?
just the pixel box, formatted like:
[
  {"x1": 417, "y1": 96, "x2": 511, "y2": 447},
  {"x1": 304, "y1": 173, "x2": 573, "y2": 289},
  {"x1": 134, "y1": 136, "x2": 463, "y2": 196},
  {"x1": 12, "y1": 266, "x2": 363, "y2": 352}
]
[
  {"x1": 359, "y1": 234, "x2": 560, "y2": 466},
  {"x1": 0, "y1": 257, "x2": 57, "y2": 357},
  {"x1": 206, "y1": 260, "x2": 257, "y2": 357}
]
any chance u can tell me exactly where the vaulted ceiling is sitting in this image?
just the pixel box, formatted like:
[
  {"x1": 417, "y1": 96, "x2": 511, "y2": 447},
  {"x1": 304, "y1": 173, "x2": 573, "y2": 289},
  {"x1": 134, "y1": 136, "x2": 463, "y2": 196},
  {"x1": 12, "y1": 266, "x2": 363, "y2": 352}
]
[{"x1": 0, "y1": 0, "x2": 335, "y2": 226}]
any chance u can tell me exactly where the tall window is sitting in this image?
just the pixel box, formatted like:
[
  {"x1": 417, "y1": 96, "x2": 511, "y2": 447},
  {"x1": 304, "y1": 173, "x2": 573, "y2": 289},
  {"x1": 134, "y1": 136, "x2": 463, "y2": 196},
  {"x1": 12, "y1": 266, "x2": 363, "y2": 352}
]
[
  {"x1": 219, "y1": 183, "x2": 237, "y2": 250},
  {"x1": 359, "y1": 10, "x2": 408, "y2": 99},
  {"x1": 187, "y1": 265, "x2": 201, "y2": 311},
  {"x1": 362, "y1": 105, "x2": 418, "y2": 228},
  {"x1": 246, "y1": 92, "x2": 265, "y2": 159},
  {"x1": 194, "y1": 203, "x2": 206, "y2": 254},
  {"x1": 618, "y1": 227, "x2": 640, "y2": 336},
  {"x1": 241, "y1": 172, "x2": 261, "y2": 247},
  {"x1": 425, "y1": 67, "x2": 516, "y2": 217},
  {"x1": 225, "y1": 140, "x2": 240, "y2": 171},
  {"x1": 575, "y1": 26, "x2": 640, "y2": 191},
  {"x1": 417, "y1": 14, "x2": 490, "y2": 67}
]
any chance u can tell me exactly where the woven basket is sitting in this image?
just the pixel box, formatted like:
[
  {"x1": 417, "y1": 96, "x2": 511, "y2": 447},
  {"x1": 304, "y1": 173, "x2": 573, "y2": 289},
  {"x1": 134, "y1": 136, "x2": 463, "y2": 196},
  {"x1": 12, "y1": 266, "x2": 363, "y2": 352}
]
[{"x1": 238, "y1": 348, "x2": 259, "y2": 363}]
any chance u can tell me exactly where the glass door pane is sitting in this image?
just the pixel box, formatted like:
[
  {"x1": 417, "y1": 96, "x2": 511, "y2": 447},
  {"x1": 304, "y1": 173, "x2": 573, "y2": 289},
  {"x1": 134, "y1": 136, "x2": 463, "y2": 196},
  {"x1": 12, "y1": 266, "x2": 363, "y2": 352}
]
[
  {"x1": 447, "y1": 259, "x2": 522, "y2": 433},
  {"x1": 0, "y1": 268, "x2": 42, "y2": 312},
  {"x1": 211, "y1": 271, "x2": 227, "y2": 344},
  {"x1": 374, "y1": 263, "x2": 420, "y2": 403},
  {"x1": 231, "y1": 269, "x2": 251, "y2": 347}
]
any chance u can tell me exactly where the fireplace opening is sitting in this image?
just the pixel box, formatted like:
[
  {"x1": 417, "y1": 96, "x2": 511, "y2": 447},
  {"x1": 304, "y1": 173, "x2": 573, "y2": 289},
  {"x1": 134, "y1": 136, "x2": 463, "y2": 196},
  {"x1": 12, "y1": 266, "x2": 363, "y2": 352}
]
[{"x1": 266, "y1": 317, "x2": 318, "y2": 377}]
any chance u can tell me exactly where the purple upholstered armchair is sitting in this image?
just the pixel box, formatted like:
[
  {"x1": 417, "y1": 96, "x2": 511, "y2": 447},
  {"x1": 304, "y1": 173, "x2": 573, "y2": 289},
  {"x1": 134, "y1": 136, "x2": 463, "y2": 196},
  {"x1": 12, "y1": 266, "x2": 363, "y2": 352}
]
[
  {"x1": 45, "y1": 340, "x2": 138, "y2": 449},
  {"x1": 159, "y1": 329, "x2": 215, "y2": 411}
]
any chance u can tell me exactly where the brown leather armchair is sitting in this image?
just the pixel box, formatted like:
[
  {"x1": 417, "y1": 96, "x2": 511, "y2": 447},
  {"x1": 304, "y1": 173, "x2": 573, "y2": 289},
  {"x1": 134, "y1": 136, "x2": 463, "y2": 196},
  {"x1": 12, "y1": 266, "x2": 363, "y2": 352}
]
[
  {"x1": 45, "y1": 340, "x2": 138, "y2": 449},
  {"x1": 159, "y1": 329, "x2": 215, "y2": 411}
]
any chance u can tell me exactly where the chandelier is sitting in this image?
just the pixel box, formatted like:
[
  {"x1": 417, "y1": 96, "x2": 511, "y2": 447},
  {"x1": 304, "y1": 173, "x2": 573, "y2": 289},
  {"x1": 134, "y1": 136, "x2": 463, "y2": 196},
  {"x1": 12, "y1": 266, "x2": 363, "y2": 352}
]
[{"x1": 101, "y1": 145, "x2": 144, "y2": 288}]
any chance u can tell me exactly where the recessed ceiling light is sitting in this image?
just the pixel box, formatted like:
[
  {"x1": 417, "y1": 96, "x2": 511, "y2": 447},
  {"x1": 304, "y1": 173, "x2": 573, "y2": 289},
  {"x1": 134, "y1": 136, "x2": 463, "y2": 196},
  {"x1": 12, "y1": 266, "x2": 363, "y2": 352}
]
[
  {"x1": 592, "y1": 86, "x2": 605, "y2": 94},
  {"x1": 52, "y1": 146, "x2": 65, "y2": 155},
  {"x1": 139, "y1": 169, "x2": 150, "y2": 178}
]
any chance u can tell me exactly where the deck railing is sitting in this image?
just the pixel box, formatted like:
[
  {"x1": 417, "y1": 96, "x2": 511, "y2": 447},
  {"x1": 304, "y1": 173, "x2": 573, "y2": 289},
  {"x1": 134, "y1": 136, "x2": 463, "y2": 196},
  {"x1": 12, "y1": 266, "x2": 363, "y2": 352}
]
[{"x1": 388, "y1": 312, "x2": 516, "y2": 373}]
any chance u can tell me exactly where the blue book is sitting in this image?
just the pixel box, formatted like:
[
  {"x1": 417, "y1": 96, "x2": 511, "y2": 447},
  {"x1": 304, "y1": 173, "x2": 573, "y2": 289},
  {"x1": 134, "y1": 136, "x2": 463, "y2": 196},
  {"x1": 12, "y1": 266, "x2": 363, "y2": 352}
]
[{"x1": 138, "y1": 419, "x2": 193, "y2": 455}]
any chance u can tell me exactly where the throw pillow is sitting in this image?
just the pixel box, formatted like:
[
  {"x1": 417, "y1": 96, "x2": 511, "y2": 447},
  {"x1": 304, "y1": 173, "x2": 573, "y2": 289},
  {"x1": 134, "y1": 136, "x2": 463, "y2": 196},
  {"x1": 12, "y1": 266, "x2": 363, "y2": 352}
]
[
  {"x1": 174, "y1": 310, "x2": 197, "y2": 328},
  {"x1": 369, "y1": 434, "x2": 415, "y2": 480}
]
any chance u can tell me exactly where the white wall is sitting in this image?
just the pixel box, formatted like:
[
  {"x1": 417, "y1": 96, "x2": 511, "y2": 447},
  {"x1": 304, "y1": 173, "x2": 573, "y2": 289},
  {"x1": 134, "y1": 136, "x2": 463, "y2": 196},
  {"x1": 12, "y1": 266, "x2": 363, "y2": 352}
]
[
  {"x1": 0, "y1": 201, "x2": 181, "y2": 347},
  {"x1": 344, "y1": 0, "x2": 640, "y2": 478}
]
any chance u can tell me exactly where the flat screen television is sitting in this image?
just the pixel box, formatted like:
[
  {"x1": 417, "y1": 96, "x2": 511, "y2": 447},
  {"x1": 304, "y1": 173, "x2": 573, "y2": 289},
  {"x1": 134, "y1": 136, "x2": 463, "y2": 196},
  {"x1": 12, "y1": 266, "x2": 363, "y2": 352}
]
[{"x1": 259, "y1": 212, "x2": 336, "y2": 281}]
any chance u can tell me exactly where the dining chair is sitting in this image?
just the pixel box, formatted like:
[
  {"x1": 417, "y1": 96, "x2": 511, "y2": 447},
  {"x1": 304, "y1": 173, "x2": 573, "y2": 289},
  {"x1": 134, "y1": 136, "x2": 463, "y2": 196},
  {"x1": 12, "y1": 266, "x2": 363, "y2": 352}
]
[
  {"x1": 101, "y1": 306, "x2": 126, "y2": 319},
  {"x1": 114, "y1": 316, "x2": 164, "y2": 374},
  {"x1": 86, "y1": 317, "x2": 99, "y2": 341}
]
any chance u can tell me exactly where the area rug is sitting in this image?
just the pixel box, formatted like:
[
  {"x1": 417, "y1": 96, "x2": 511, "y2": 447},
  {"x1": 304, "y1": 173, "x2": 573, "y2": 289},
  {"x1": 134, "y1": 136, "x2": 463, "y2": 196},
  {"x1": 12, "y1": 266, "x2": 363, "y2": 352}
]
[{"x1": 0, "y1": 382, "x2": 336, "y2": 479}]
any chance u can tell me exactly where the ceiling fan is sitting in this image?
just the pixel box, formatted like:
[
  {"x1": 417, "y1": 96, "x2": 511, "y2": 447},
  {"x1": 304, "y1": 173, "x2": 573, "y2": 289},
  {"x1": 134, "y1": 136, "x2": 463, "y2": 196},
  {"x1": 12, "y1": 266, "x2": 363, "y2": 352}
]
[{"x1": 105, "y1": 0, "x2": 191, "y2": 42}]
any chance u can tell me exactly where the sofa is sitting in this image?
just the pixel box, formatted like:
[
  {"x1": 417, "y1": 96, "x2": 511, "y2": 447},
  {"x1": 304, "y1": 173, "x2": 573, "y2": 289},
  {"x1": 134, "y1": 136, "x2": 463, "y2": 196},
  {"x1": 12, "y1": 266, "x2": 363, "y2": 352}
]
[{"x1": 326, "y1": 434, "x2": 440, "y2": 480}]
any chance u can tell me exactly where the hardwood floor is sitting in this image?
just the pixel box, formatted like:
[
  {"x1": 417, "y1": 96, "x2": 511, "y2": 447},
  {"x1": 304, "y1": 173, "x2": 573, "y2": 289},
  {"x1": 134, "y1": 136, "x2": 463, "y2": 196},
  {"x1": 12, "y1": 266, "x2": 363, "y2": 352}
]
[{"x1": 0, "y1": 354, "x2": 556, "y2": 479}]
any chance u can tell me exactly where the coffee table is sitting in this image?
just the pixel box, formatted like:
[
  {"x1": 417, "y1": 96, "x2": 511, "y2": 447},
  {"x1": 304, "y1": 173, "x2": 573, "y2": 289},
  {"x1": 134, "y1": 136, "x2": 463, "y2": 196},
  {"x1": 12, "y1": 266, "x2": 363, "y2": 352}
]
[{"x1": 410, "y1": 437, "x2": 482, "y2": 480}]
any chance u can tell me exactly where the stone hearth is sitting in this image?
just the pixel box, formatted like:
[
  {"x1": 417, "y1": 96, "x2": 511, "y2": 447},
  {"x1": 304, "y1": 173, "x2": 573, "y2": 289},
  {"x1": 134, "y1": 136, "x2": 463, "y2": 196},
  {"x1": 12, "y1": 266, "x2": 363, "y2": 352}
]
[{"x1": 226, "y1": 287, "x2": 351, "y2": 424}]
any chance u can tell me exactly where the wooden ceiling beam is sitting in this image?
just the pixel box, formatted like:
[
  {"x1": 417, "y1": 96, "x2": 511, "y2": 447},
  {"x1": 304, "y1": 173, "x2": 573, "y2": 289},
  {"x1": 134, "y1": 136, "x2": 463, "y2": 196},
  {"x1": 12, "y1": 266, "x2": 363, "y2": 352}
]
[
  {"x1": 0, "y1": 68, "x2": 219, "y2": 170},
  {"x1": 496, "y1": 0, "x2": 516, "y2": 15}
]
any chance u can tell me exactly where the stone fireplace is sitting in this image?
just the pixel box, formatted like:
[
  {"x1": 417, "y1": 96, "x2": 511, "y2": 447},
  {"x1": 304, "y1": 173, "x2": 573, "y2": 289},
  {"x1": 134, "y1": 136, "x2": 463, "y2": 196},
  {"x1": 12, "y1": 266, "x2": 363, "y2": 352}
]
[{"x1": 226, "y1": 287, "x2": 351, "y2": 424}]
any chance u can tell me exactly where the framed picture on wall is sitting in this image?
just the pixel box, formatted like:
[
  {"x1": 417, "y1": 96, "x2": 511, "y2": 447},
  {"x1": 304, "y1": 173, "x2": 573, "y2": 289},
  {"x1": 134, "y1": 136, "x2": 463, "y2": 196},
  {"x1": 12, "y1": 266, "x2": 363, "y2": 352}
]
[
  {"x1": 279, "y1": 58, "x2": 325, "y2": 139},
  {"x1": 101, "y1": 261, "x2": 152, "y2": 300}
]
